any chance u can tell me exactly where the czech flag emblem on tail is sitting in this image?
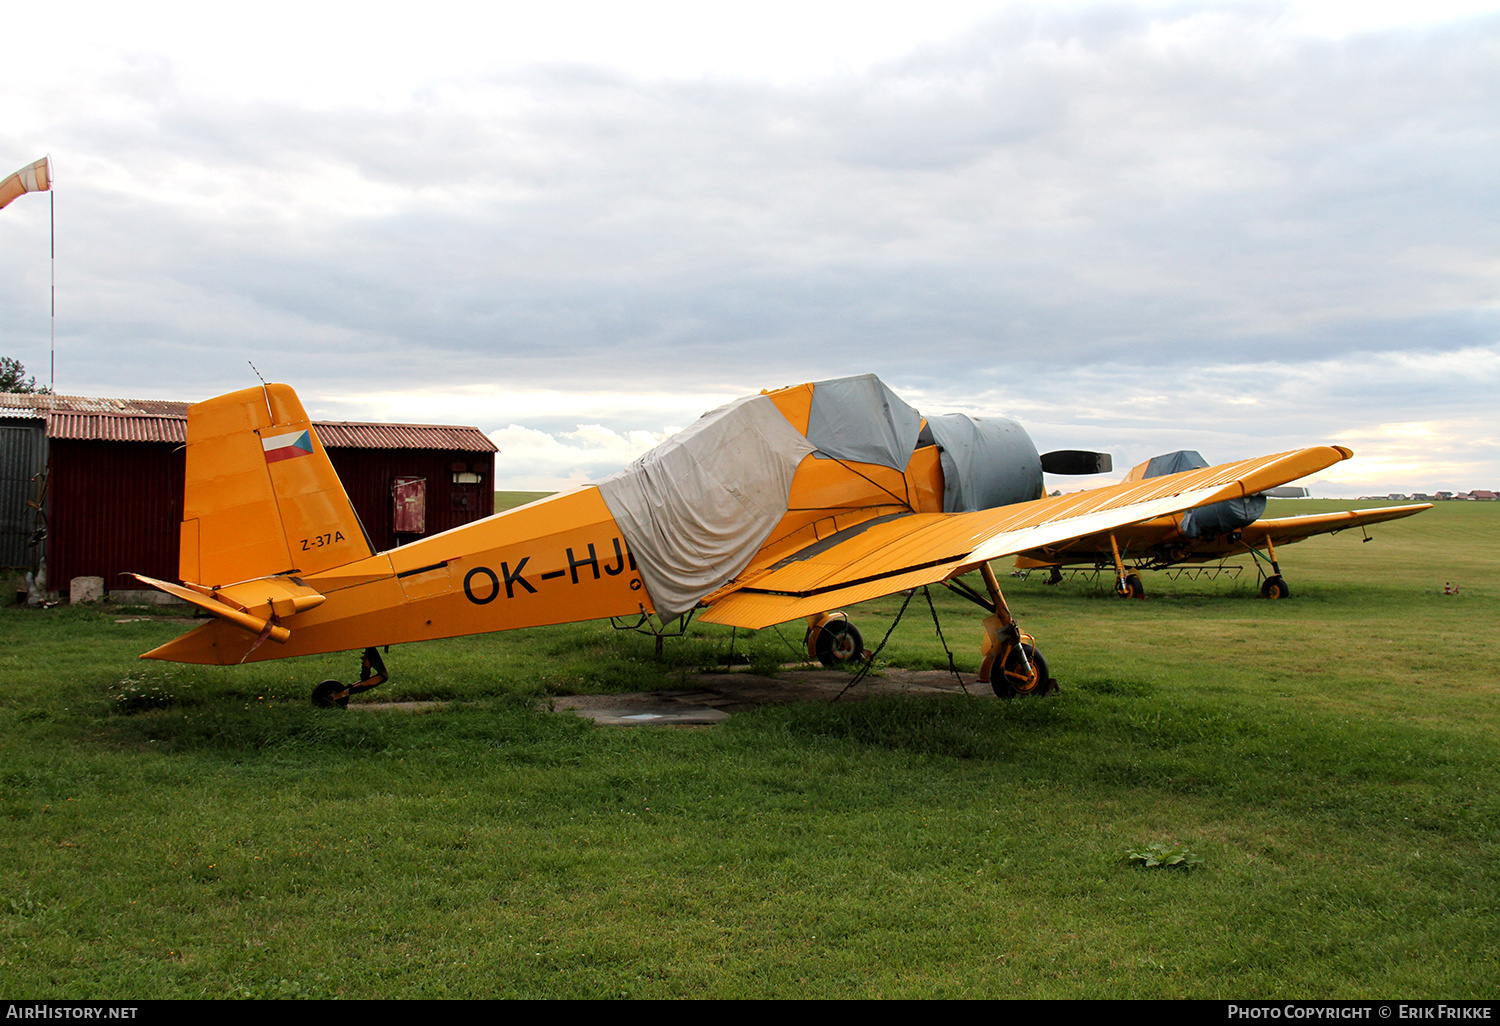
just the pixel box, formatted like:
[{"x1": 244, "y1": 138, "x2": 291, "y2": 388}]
[{"x1": 262, "y1": 429, "x2": 314, "y2": 464}]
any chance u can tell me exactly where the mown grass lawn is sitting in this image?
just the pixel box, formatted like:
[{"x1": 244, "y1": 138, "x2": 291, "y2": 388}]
[{"x1": 1, "y1": 500, "x2": 1495, "y2": 998}]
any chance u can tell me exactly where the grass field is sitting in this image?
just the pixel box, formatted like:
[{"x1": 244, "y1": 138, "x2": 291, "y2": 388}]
[
  {"x1": 495, "y1": 491, "x2": 554, "y2": 512},
  {"x1": 1, "y1": 500, "x2": 1495, "y2": 998}
]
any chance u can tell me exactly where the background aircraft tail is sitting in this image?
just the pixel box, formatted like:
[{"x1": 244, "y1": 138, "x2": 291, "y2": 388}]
[{"x1": 178, "y1": 384, "x2": 373, "y2": 587}]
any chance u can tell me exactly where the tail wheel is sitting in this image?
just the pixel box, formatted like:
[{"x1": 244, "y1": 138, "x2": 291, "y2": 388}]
[
  {"x1": 312, "y1": 680, "x2": 349, "y2": 709},
  {"x1": 814, "y1": 620, "x2": 864, "y2": 666},
  {"x1": 993, "y1": 643, "x2": 1050, "y2": 699},
  {"x1": 311, "y1": 647, "x2": 387, "y2": 707},
  {"x1": 1260, "y1": 575, "x2": 1290, "y2": 599}
]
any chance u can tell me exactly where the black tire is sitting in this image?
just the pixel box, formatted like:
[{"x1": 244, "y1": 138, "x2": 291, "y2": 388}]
[
  {"x1": 814, "y1": 620, "x2": 864, "y2": 666},
  {"x1": 1260, "y1": 575, "x2": 1290, "y2": 600},
  {"x1": 1125, "y1": 573, "x2": 1146, "y2": 599},
  {"x1": 312, "y1": 680, "x2": 349, "y2": 708},
  {"x1": 992, "y1": 643, "x2": 1050, "y2": 699}
]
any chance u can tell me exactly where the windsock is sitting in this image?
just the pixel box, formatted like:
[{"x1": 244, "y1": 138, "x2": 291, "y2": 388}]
[{"x1": 0, "y1": 157, "x2": 51, "y2": 211}]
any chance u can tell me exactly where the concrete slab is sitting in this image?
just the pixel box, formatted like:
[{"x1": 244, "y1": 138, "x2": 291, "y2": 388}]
[
  {"x1": 561, "y1": 701, "x2": 732, "y2": 726},
  {"x1": 552, "y1": 667, "x2": 993, "y2": 726},
  {"x1": 348, "y1": 701, "x2": 449, "y2": 713},
  {"x1": 70, "y1": 577, "x2": 104, "y2": 604}
]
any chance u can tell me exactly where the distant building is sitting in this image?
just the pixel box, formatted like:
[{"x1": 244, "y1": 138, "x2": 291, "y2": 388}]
[
  {"x1": 1470, "y1": 490, "x2": 1497, "y2": 501},
  {"x1": 0, "y1": 393, "x2": 496, "y2": 600}
]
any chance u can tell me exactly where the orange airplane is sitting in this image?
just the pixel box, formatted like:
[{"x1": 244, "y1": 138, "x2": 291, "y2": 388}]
[
  {"x1": 1012, "y1": 449, "x2": 1430, "y2": 598},
  {"x1": 135, "y1": 375, "x2": 1356, "y2": 705}
]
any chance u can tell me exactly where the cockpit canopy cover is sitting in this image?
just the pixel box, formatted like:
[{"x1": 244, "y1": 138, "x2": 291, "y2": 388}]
[
  {"x1": 1144, "y1": 450, "x2": 1209, "y2": 478},
  {"x1": 596, "y1": 393, "x2": 816, "y2": 622},
  {"x1": 805, "y1": 374, "x2": 923, "y2": 469},
  {"x1": 1145, "y1": 449, "x2": 1266, "y2": 538}
]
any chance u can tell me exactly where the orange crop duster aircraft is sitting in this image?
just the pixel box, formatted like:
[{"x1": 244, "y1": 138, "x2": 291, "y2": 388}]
[
  {"x1": 136, "y1": 374, "x2": 1356, "y2": 705},
  {"x1": 1013, "y1": 449, "x2": 1430, "y2": 599}
]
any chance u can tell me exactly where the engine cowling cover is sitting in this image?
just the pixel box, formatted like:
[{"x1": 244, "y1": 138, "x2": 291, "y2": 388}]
[{"x1": 926, "y1": 413, "x2": 1044, "y2": 512}]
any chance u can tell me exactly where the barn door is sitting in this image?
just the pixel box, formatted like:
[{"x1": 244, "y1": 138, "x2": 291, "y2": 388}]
[{"x1": 392, "y1": 476, "x2": 426, "y2": 535}]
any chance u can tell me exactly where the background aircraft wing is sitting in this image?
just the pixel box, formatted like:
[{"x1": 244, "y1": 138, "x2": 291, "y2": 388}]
[
  {"x1": 699, "y1": 446, "x2": 1351, "y2": 628},
  {"x1": 1238, "y1": 503, "x2": 1433, "y2": 546},
  {"x1": 1012, "y1": 501, "x2": 1434, "y2": 569}
]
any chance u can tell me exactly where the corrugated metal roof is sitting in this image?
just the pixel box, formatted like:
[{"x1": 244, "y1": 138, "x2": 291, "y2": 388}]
[
  {"x1": 0, "y1": 393, "x2": 190, "y2": 417},
  {"x1": 48, "y1": 412, "x2": 187, "y2": 443},
  {"x1": 313, "y1": 422, "x2": 496, "y2": 452},
  {"x1": 0, "y1": 391, "x2": 496, "y2": 452}
]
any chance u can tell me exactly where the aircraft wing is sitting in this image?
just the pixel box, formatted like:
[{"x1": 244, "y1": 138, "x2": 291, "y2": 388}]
[
  {"x1": 699, "y1": 445, "x2": 1351, "y2": 629},
  {"x1": 1012, "y1": 500, "x2": 1434, "y2": 569},
  {"x1": 1237, "y1": 503, "x2": 1433, "y2": 546}
]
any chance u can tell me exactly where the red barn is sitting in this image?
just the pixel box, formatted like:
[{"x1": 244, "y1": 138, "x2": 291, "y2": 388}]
[{"x1": 0, "y1": 393, "x2": 497, "y2": 601}]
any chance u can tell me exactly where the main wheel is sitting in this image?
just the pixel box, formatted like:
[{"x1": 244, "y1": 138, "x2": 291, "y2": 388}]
[
  {"x1": 992, "y1": 643, "x2": 1050, "y2": 699},
  {"x1": 1125, "y1": 573, "x2": 1146, "y2": 599},
  {"x1": 1260, "y1": 575, "x2": 1290, "y2": 600},
  {"x1": 814, "y1": 620, "x2": 864, "y2": 666},
  {"x1": 312, "y1": 680, "x2": 349, "y2": 709}
]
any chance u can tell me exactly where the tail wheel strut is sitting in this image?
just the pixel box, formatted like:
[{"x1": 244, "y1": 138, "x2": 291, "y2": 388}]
[{"x1": 311, "y1": 646, "x2": 389, "y2": 708}]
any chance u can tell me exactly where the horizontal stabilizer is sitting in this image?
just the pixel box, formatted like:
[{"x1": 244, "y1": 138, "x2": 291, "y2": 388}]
[
  {"x1": 133, "y1": 574, "x2": 292, "y2": 645},
  {"x1": 132, "y1": 572, "x2": 328, "y2": 650}
]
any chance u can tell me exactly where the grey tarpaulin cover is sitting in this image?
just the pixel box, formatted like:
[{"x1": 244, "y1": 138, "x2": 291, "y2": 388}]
[
  {"x1": 1143, "y1": 450, "x2": 1208, "y2": 478},
  {"x1": 1180, "y1": 494, "x2": 1267, "y2": 538},
  {"x1": 594, "y1": 374, "x2": 1037, "y2": 621},
  {"x1": 805, "y1": 374, "x2": 922, "y2": 469},
  {"x1": 596, "y1": 394, "x2": 815, "y2": 622},
  {"x1": 1144, "y1": 449, "x2": 1266, "y2": 537},
  {"x1": 926, "y1": 413, "x2": 1044, "y2": 512}
]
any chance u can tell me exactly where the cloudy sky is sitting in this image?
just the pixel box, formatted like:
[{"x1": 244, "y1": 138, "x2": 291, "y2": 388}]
[{"x1": 2, "y1": 0, "x2": 1496, "y2": 494}]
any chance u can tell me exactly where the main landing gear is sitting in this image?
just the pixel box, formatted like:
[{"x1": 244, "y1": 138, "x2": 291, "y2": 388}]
[
  {"x1": 311, "y1": 647, "x2": 389, "y2": 708},
  {"x1": 1108, "y1": 533, "x2": 1147, "y2": 599},
  {"x1": 804, "y1": 612, "x2": 867, "y2": 666},
  {"x1": 1250, "y1": 535, "x2": 1291, "y2": 599},
  {"x1": 947, "y1": 563, "x2": 1058, "y2": 699}
]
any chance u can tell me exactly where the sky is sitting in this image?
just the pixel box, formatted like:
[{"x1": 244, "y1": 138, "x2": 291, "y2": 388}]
[{"x1": 2, "y1": 0, "x2": 1497, "y2": 495}]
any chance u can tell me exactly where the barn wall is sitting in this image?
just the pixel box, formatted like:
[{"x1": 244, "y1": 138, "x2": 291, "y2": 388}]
[
  {"x1": 42, "y1": 441, "x2": 492, "y2": 594},
  {"x1": 327, "y1": 448, "x2": 495, "y2": 552},
  {"x1": 47, "y1": 439, "x2": 184, "y2": 589}
]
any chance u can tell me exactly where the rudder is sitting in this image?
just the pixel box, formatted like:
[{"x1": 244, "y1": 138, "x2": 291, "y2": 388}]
[{"x1": 178, "y1": 384, "x2": 373, "y2": 587}]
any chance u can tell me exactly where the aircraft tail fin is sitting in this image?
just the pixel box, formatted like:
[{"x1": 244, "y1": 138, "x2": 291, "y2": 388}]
[{"x1": 177, "y1": 384, "x2": 374, "y2": 587}]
